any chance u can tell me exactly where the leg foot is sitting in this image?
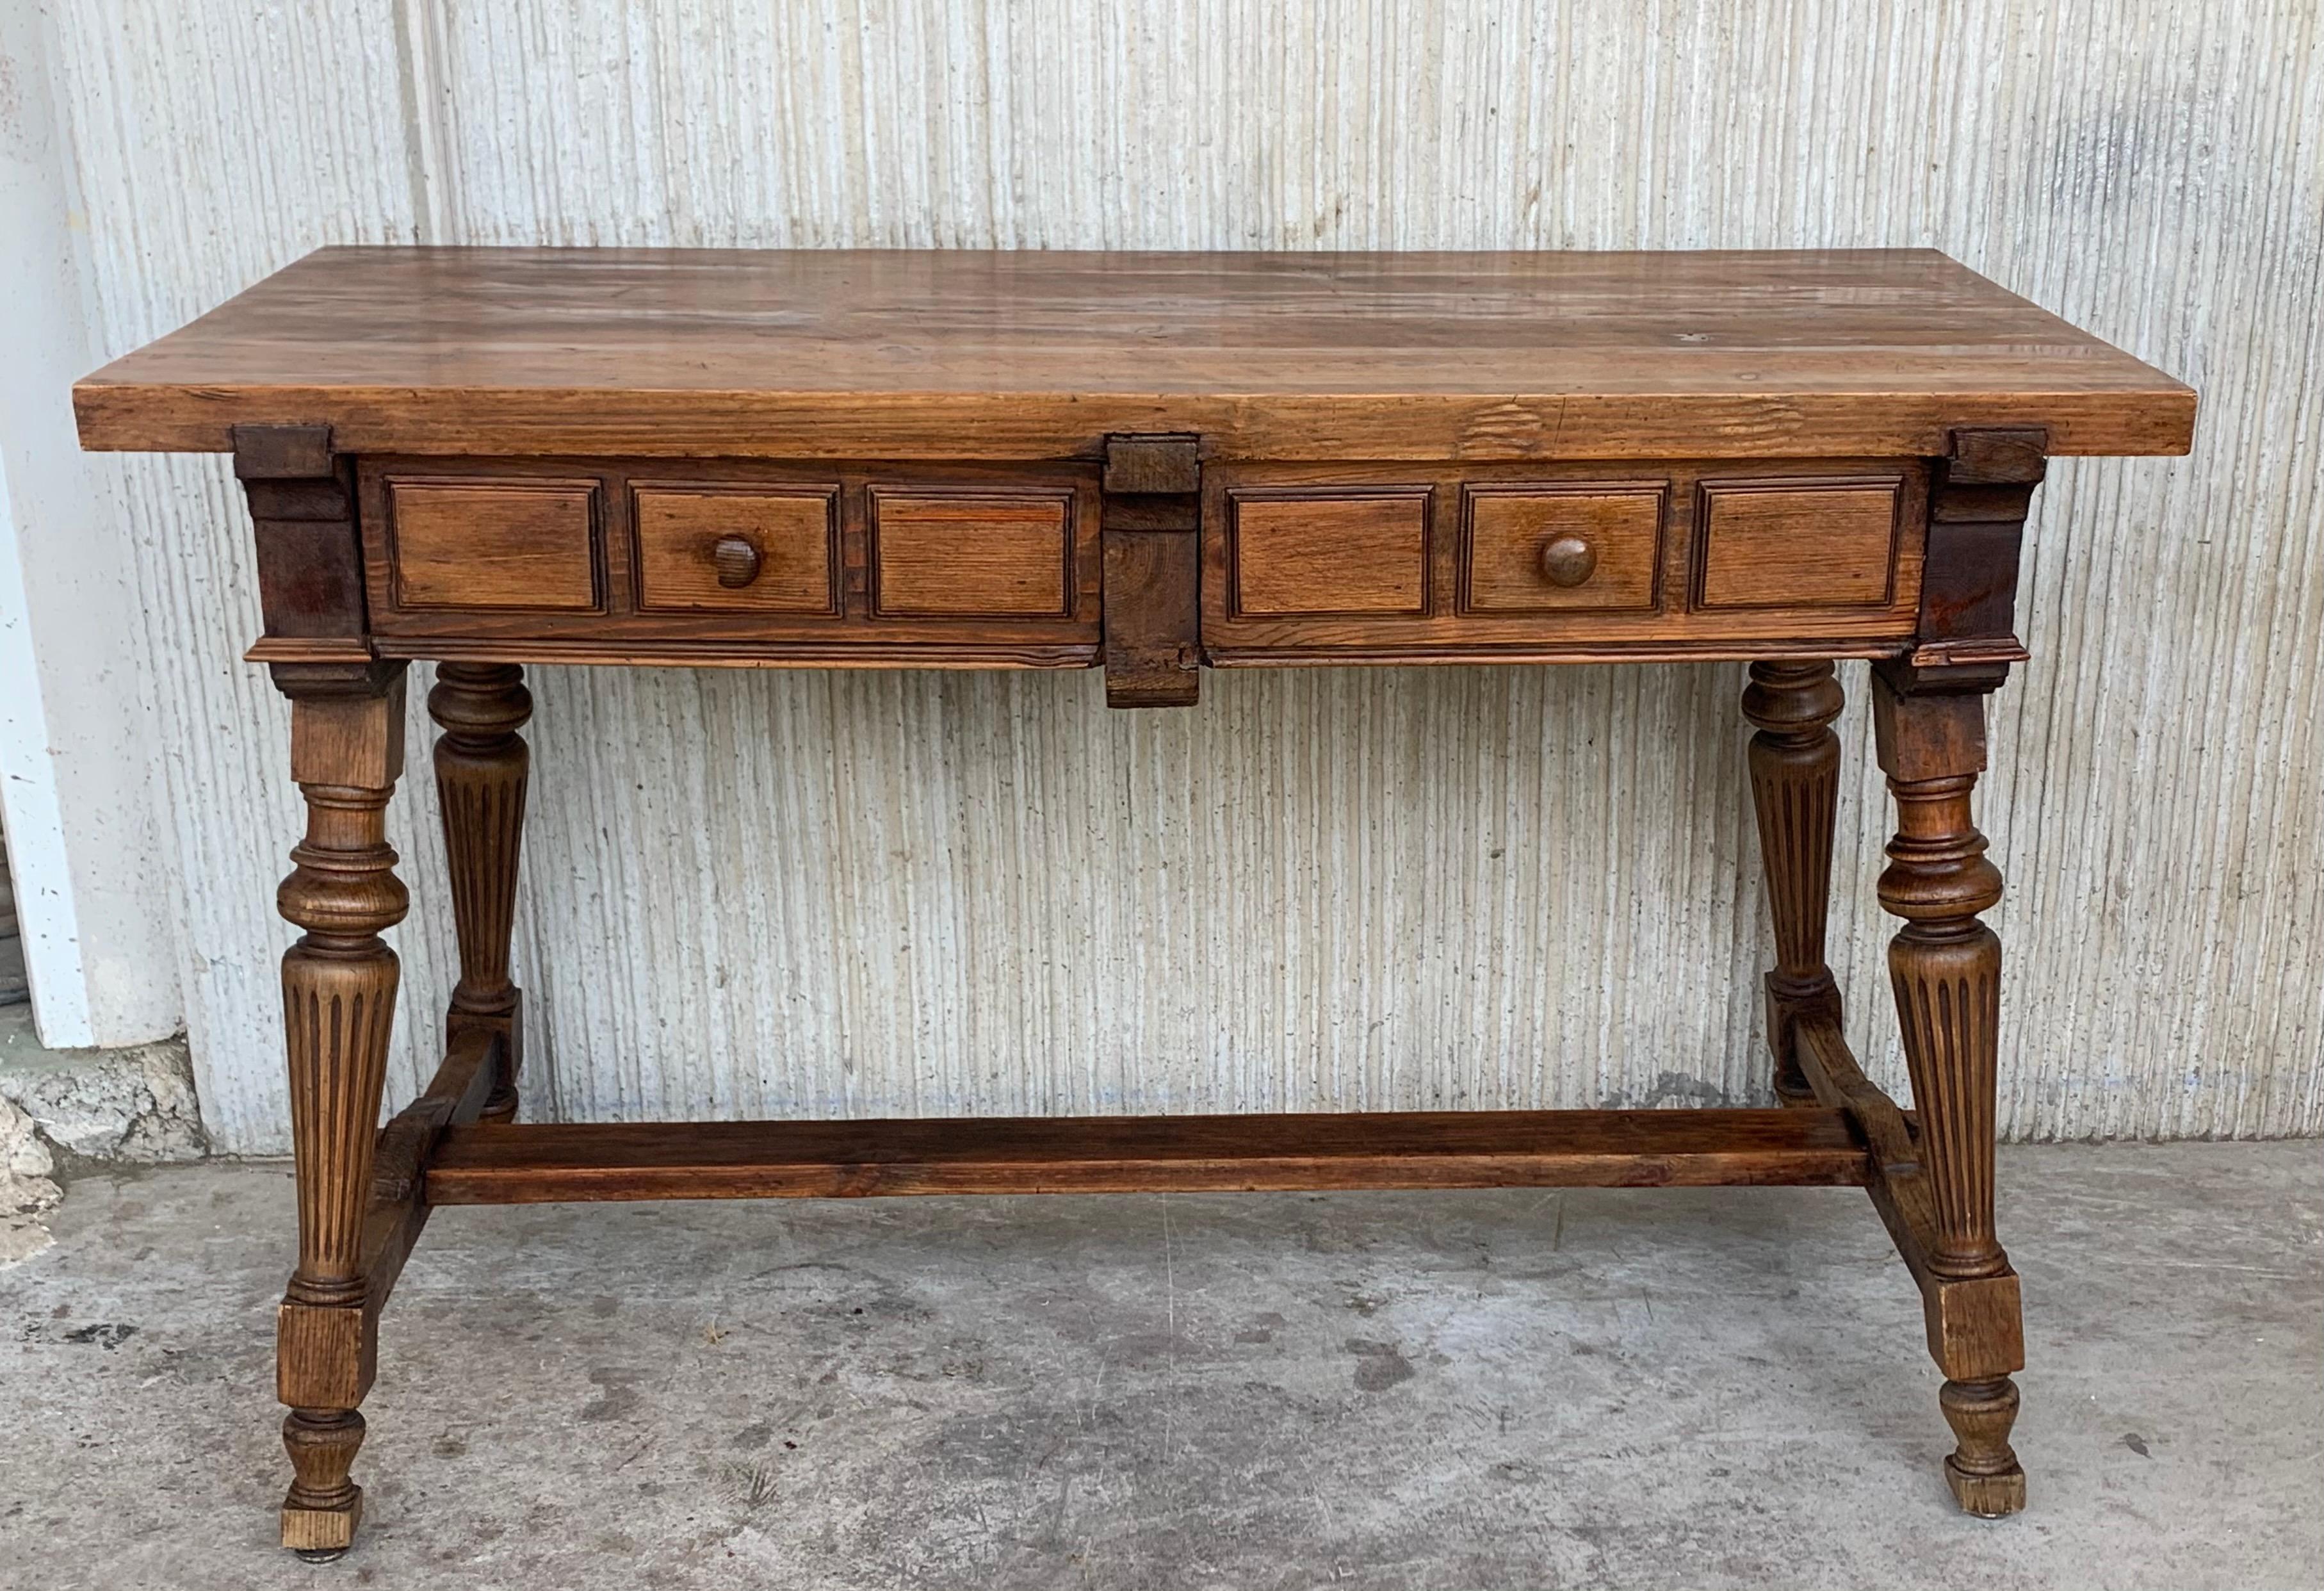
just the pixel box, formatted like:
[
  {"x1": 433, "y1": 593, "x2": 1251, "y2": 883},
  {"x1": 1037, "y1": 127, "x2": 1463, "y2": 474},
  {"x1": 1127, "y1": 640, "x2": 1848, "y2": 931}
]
[
  {"x1": 1941, "y1": 1376, "x2": 2026, "y2": 1515},
  {"x1": 281, "y1": 1408, "x2": 366, "y2": 1555}
]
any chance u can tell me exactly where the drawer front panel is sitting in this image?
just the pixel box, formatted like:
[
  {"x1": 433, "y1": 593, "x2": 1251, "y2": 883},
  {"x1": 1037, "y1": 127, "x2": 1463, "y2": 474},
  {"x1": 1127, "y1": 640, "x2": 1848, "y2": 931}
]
[
  {"x1": 1694, "y1": 477, "x2": 1904, "y2": 610},
  {"x1": 1203, "y1": 460, "x2": 1926, "y2": 662},
  {"x1": 1460, "y1": 484, "x2": 1665, "y2": 614},
  {"x1": 633, "y1": 486, "x2": 839, "y2": 615},
  {"x1": 1228, "y1": 489, "x2": 1431, "y2": 616},
  {"x1": 359, "y1": 459, "x2": 1101, "y2": 664},
  {"x1": 870, "y1": 489, "x2": 1077, "y2": 618},
  {"x1": 386, "y1": 478, "x2": 601, "y2": 612}
]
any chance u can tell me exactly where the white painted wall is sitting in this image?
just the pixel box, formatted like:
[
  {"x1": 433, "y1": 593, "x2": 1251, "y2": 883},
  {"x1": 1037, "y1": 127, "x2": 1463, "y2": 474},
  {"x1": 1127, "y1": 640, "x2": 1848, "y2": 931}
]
[
  {"x1": 20, "y1": 0, "x2": 2324, "y2": 1152},
  {"x1": 0, "y1": 0, "x2": 181, "y2": 1048}
]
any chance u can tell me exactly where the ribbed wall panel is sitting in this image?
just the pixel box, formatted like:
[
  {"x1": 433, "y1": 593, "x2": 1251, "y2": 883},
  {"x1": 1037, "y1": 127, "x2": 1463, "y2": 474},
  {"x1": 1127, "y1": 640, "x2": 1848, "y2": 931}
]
[{"x1": 42, "y1": 0, "x2": 2323, "y2": 1151}]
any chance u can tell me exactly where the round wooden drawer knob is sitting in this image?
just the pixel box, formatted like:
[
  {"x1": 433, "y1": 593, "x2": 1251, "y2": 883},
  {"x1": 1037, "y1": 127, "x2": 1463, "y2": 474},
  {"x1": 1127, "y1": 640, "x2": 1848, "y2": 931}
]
[
  {"x1": 713, "y1": 535, "x2": 761, "y2": 588},
  {"x1": 1540, "y1": 535, "x2": 1597, "y2": 587}
]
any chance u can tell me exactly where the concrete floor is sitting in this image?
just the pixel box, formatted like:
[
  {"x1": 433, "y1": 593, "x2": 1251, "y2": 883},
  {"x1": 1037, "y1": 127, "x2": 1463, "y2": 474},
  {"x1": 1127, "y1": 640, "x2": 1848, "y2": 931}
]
[{"x1": 1, "y1": 1143, "x2": 2316, "y2": 1590}]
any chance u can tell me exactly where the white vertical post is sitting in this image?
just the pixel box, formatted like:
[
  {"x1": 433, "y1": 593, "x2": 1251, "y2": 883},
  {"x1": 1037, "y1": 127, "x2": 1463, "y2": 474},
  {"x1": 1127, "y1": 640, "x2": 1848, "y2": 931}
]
[{"x1": 0, "y1": 0, "x2": 183, "y2": 1047}]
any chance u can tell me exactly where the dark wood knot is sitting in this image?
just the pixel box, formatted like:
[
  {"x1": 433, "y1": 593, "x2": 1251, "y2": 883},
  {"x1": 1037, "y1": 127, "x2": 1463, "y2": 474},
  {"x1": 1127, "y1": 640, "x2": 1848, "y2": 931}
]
[
  {"x1": 1540, "y1": 535, "x2": 1597, "y2": 587},
  {"x1": 713, "y1": 535, "x2": 761, "y2": 588}
]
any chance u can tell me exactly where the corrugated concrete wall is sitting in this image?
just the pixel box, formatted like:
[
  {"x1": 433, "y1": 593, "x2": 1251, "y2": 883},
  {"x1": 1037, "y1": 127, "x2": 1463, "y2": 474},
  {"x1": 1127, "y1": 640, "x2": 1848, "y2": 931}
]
[{"x1": 42, "y1": 0, "x2": 2321, "y2": 1153}]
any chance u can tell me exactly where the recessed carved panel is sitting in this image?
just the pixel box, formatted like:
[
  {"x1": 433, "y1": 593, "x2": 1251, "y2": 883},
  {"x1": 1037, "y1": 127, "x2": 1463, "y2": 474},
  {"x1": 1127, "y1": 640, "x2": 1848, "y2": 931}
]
[
  {"x1": 1695, "y1": 478, "x2": 1903, "y2": 610},
  {"x1": 870, "y1": 489, "x2": 1077, "y2": 618},
  {"x1": 387, "y1": 478, "x2": 601, "y2": 612},
  {"x1": 1229, "y1": 489, "x2": 1431, "y2": 617}
]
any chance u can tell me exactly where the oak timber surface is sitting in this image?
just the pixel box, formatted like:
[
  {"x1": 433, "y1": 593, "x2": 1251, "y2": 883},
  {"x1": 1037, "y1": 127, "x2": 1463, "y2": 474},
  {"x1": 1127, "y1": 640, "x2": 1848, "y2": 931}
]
[{"x1": 74, "y1": 248, "x2": 2195, "y2": 461}]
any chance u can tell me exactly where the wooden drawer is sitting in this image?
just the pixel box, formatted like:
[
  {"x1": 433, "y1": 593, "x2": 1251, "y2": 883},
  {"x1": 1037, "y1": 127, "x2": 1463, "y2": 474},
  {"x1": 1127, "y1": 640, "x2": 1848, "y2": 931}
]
[
  {"x1": 631, "y1": 485, "x2": 838, "y2": 615},
  {"x1": 359, "y1": 460, "x2": 1101, "y2": 665},
  {"x1": 869, "y1": 488, "x2": 1078, "y2": 618},
  {"x1": 382, "y1": 477, "x2": 601, "y2": 612},
  {"x1": 1203, "y1": 461, "x2": 1926, "y2": 662},
  {"x1": 1459, "y1": 484, "x2": 1666, "y2": 614}
]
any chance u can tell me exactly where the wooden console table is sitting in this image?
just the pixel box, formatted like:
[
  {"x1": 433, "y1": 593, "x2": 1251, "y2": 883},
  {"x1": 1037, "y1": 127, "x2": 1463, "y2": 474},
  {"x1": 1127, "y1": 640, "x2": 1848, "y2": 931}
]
[{"x1": 74, "y1": 249, "x2": 2193, "y2": 1558}]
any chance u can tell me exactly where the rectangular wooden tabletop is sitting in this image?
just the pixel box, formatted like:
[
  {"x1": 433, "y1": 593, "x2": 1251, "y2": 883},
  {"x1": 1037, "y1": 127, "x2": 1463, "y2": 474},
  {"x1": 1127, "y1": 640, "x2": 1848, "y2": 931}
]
[{"x1": 74, "y1": 247, "x2": 2193, "y2": 462}]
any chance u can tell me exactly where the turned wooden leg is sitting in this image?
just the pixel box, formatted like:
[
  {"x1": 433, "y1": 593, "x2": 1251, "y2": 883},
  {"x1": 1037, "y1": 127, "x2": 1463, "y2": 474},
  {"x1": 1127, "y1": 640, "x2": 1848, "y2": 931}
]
[
  {"x1": 1873, "y1": 663, "x2": 2026, "y2": 1517},
  {"x1": 428, "y1": 663, "x2": 533, "y2": 1123},
  {"x1": 272, "y1": 660, "x2": 410, "y2": 1558},
  {"x1": 1743, "y1": 660, "x2": 1846, "y2": 1106}
]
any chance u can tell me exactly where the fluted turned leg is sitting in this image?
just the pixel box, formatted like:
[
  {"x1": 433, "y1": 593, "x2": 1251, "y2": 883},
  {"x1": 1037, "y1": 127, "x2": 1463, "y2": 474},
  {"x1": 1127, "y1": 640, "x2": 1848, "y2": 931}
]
[
  {"x1": 272, "y1": 660, "x2": 410, "y2": 1558},
  {"x1": 1873, "y1": 664, "x2": 2025, "y2": 1516},
  {"x1": 1742, "y1": 660, "x2": 1846, "y2": 1106},
  {"x1": 428, "y1": 663, "x2": 533, "y2": 1123}
]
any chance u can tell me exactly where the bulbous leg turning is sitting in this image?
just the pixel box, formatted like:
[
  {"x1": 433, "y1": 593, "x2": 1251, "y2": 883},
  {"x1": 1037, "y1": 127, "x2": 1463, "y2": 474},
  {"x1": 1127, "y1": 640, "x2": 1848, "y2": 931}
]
[
  {"x1": 1941, "y1": 1376, "x2": 2027, "y2": 1516},
  {"x1": 282, "y1": 1408, "x2": 366, "y2": 1560}
]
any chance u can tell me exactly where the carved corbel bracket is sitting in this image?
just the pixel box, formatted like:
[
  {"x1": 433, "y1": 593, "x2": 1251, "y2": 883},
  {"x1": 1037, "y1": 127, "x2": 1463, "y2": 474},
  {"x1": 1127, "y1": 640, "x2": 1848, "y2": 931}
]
[
  {"x1": 233, "y1": 423, "x2": 375, "y2": 669},
  {"x1": 1894, "y1": 427, "x2": 2049, "y2": 695},
  {"x1": 1100, "y1": 434, "x2": 1203, "y2": 708}
]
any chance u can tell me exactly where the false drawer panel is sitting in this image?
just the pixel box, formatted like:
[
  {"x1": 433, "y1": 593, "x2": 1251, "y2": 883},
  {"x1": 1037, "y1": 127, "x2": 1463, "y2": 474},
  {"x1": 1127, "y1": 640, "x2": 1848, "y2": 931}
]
[
  {"x1": 868, "y1": 489, "x2": 1078, "y2": 618},
  {"x1": 1226, "y1": 488, "x2": 1431, "y2": 617},
  {"x1": 383, "y1": 477, "x2": 603, "y2": 612},
  {"x1": 1693, "y1": 477, "x2": 1905, "y2": 610}
]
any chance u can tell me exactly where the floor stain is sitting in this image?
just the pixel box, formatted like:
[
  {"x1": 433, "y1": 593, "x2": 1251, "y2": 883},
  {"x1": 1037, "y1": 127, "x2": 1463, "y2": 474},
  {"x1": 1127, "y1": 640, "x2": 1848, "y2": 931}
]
[
  {"x1": 1344, "y1": 1337, "x2": 1417, "y2": 1391},
  {"x1": 62, "y1": 1323, "x2": 138, "y2": 1349},
  {"x1": 581, "y1": 1366, "x2": 643, "y2": 1421},
  {"x1": 1237, "y1": 1310, "x2": 1286, "y2": 1344}
]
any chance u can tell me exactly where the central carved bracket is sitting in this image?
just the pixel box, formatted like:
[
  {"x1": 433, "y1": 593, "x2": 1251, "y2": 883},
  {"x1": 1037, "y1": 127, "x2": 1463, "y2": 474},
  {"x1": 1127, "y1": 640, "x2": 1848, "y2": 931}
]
[{"x1": 1099, "y1": 434, "x2": 1203, "y2": 707}]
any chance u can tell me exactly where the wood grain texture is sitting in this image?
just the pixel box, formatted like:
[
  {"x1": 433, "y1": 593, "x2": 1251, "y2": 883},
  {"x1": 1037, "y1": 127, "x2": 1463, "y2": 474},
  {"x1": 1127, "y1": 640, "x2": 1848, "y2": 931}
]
[
  {"x1": 1871, "y1": 665, "x2": 2026, "y2": 1514},
  {"x1": 355, "y1": 458, "x2": 1103, "y2": 657},
  {"x1": 631, "y1": 487, "x2": 840, "y2": 615},
  {"x1": 1204, "y1": 459, "x2": 1930, "y2": 659},
  {"x1": 1743, "y1": 662, "x2": 1848, "y2": 1104},
  {"x1": 384, "y1": 478, "x2": 601, "y2": 612},
  {"x1": 271, "y1": 661, "x2": 409, "y2": 1557},
  {"x1": 236, "y1": 427, "x2": 368, "y2": 648},
  {"x1": 1908, "y1": 430, "x2": 2047, "y2": 669},
  {"x1": 1696, "y1": 479, "x2": 1904, "y2": 610},
  {"x1": 428, "y1": 664, "x2": 531, "y2": 1122},
  {"x1": 1102, "y1": 434, "x2": 1204, "y2": 496},
  {"x1": 1793, "y1": 1015, "x2": 2026, "y2": 1383},
  {"x1": 1228, "y1": 489, "x2": 1432, "y2": 617},
  {"x1": 55, "y1": 0, "x2": 2308, "y2": 1161},
  {"x1": 340, "y1": 450, "x2": 1933, "y2": 669},
  {"x1": 868, "y1": 489, "x2": 1077, "y2": 617},
  {"x1": 354, "y1": 1027, "x2": 502, "y2": 1355},
  {"x1": 1100, "y1": 434, "x2": 1203, "y2": 708},
  {"x1": 425, "y1": 1107, "x2": 1871, "y2": 1202},
  {"x1": 1875, "y1": 693, "x2": 2010, "y2": 1281},
  {"x1": 73, "y1": 247, "x2": 2193, "y2": 461},
  {"x1": 1460, "y1": 485, "x2": 1665, "y2": 614}
]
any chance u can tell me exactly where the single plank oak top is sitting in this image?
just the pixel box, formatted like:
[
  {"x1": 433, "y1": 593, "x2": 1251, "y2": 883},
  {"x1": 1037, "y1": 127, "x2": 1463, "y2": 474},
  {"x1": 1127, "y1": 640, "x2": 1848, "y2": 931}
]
[{"x1": 74, "y1": 247, "x2": 2194, "y2": 462}]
